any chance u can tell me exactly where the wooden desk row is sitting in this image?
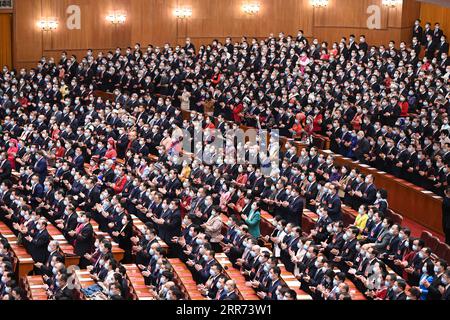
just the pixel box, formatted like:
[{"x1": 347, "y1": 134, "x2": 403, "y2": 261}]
[
  {"x1": 277, "y1": 263, "x2": 313, "y2": 300},
  {"x1": 0, "y1": 221, "x2": 34, "y2": 279},
  {"x1": 24, "y1": 276, "x2": 48, "y2": 300},
  {"x1": 74, "y1": 265, "x2": 153, "y2": 300},
  {"x1": 74, "y1": 269, "x2": 97, "y2": 300},
  {"x1": 215, "y1": 253, "x2": 260, "y2": 300},
  {"x1": 167, "y1": 258, "x2": 206, "y2": 300},
  {"x1": 123, "y1": 264, "x2": 155, "y2": 300},
  {"x1": 46, "y1": 222, "x2": 80, "y2": 267}
]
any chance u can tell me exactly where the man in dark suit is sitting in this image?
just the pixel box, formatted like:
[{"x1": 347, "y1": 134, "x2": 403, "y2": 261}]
[
  {"x1": 424, "y1": 34, "x2": 436, "y2": 59},
  {"x1": 53, "y1": 274, "x2": 75, "y2": 300},
  {"x1": 326, "y1": 185, "x2": 342, "y2": 221},
  {"x1": 71, "y1": 212, "x2": 95, "y2": 268},
  {"x1": 353, "y1": 131, "x2": 370, "y2": 162},
  {"x1": 285, "y1": 187, "x2": 304, "y2": 227},
  {"x1": 29, "y1": 175, "x2": 44, "y2": 206},
  {"x1": 425, "y1": 259, "x2": 447, "y2": 300},
  {"x1": 391, "y1": 279, "x2": 407, "y2": 300},
  {"x1": 34, "y1": 240, "x2": 64, "y2": 276},
  {"x1": 303, "y1": 172, "x2": 319, "y2": 211},
  {"x1": 72, "y1": 147, "x2": 85, "y2": 171},
  {"x1": 442, "y1": 270, "x2": 450, "y2": 300},
  {"x1": 433, "y1": 23, "x2": 444, "y2": 44},
  {"x1": 202, "y1": 266, "x2": 226, "y2": 299},
  {"x1": 412, "y1": 19, "x2": 423, "y2": 41},
  {"x1": 33, "y1": 151, "x2": 48, "y2": 184},
  {"x1": 256, "y1": 266, "x2": 282, "y2": 300},
  {"x1": 135, "y1": 226, "x2": 159, "y2": 266},
  {"x1": 438, "y1": 35, "x2": 449, "y2": 56},
  {"x1": 333, "y1": 226, "x2": 359, "y2": 272},
  {"x1": 219, "y1": 280, "x2": 239, "y2": 300},
  {"x1": 360, "y1": 174, "x2": 377, "y2": 205},
  {"x1": 152, "y1": 200, "x2": 181, "y2": 244},
  {"x1": 24, "y1": 220, "x2": 50, "y2": 264},
  {"x1": 81, "y1": 178, "x2": 100, "y2": 211},
  {"x1": 0, "y1": 152, "x2": 12, "y2": 182}
]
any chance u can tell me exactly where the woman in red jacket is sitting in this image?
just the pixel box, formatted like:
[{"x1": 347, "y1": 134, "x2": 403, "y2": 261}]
[
  {"x1": 312, "y1": 107, "x2": 323, "y2": 133},
  {"x1": 233, "y1": 165, "x2": 248, "y2": 188},
  {"x1": 399, "y1": 96, "x2": 409, "y2": 117},
  {"x1": 53, "y1": 139, "x2": 65, "y2": 159},
  {"x1": 7, "y1": 139, "x2": 18, "y2": 170},
  {"x1": 111, "y1": 167, "x2": 128, "y2": 194},
  {"x1": 232, "y1": 101, "x2": 244, "y2": 124},
  {"x1": 211, "y1": 67, "x2": 222, "y2": 86},
  {"x1": 104, "y1": 138, "x2": 118, "y2": 160},
  {"x1": 50, "y1": 123, "x2": 61, "y2": 141}
]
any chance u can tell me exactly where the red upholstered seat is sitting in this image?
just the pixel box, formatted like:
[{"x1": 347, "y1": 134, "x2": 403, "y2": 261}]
[
  {"x1": 429, "y1": 236, "x2": 440, "y2": 253},
  {"x1": 435, "y1": 241, "x2": 448, "y2": 263},
  {"x1": 421, "y1": 231, "x2": 433, "y2": 247}
]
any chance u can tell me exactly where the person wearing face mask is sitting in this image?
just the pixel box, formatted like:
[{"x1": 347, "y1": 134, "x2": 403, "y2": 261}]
[
  {"x1": 70, "y1": 212, "x2": 95, "y2": 268},
  {"x1": 107, "y1": 282, "x2": 124, "y2": 300},
  {"x1": 133, "y1": 226, "x2": 158, "y2": 266},
  {"x1": 440, "y1": 269, "x2": 450, "y2": 300},
  {"x1": 34, "y1": 240, "x2": 64, "y2": 277},
  {"x1": 111, "y1": 213, "x2": 133, "y2": 263},
  {"x1": 218, "y1": 279, "x2": 239, "y2": 300},
  {"x1": 224, "y1": 224, "x2": 251, "y2": 265},
  {"x1": 363, "y1": 218, "x2": 393, "y2": 252},
  {"x1": 53, "y1": 273, "x2": 75, "y2": 300},
  {"x1": 303, "y1": 172, "x2": 319, "y2": 212},
  {"x1": 241, "y1": 201, "x2": 261, "y2": 239},
  {"x1": 152, "y1": 199, "x2": 181, "y2": 245},
  {"x1": 201, "y1": 206, "x2": 224, "y2": 252},
  {"x1": 390, "y1": 279, "x2": 407, "y2": 300},
  {"x1": 333, "y1": 227, "x2": 360, "y2": 272},
  {"x1": 323, "y1": 221, "x2": 346, "y2": 258},
  {"x1": 0, "y1": 152, "x2": 12, "y2": 182},
  {"x1": 198, "y1": 263, "x2": 225, "y2": 299},
  {"x1": 300, "y1": 255, "x2": 328, "y2": 295},
  {"x1": 24, "y1": 220, "x2": 50, "y2": 265},
  {"x1": 256, "y1": 266, "x2": 282, "y2": 300},
  {"x1": 417, "y1": 260, "x2": 436, "y2": 300}
]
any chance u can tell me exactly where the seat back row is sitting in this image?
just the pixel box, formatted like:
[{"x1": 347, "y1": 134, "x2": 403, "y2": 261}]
[{"x1": 421, "y1": 231, "x2": 450, "y2": 264}]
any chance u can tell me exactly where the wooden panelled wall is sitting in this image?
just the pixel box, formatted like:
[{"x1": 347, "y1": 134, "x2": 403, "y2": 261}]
[
  {"x1": 0, "y1": 13, "x2": 13, "y2": 69},
  {"x1": 420, "y1": 2, "x2": 450, "y2": 39},
  {"x1": 12, "y1": 0, "x2": 423, "y2": 69}
]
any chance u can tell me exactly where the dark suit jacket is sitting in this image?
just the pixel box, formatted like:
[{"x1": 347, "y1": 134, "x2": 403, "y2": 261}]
[
  {"x1": 33, "y1": 157, "x2": 48, "y2": 183},
  {"x1": 326, "y1": 195, "x2": 342, "y2": 221},
  {"x1": 54, "y1": 286, "x2": 75, "y2": 300},
  {"x1": 27, "y1": 229, "x2": 51, "y2": 263},
  {"x1": 158, "y1": 209, "x2": 181, "y2": 244},
  {"x1": 74, "y1": 223, "x2": 95, "y2": 256}
]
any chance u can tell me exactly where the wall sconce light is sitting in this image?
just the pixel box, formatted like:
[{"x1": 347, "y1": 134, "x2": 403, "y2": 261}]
[
  {"x1": 311, "y1": 0, "x2": 329, "y2": 8},
  {"x1": 37, "y1": 19, "x2": 58, "y2": 31},
  {"x1": 242, "y1": 2, "x2": 260, "y2": 15},
  {"x1": 382, "y1": 0, "x2": 401, "y2": 7},
  {"x1": 174, "y1": 7, "x2": 192, "y2": 19},
  {"x1": 106, "y1": 12, "x2": 127, "y2": 24}
]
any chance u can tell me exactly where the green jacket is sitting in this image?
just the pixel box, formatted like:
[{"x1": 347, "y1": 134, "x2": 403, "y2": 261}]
[{"x1": 245, "y1": 210, "x2": 261, "y2": 238}]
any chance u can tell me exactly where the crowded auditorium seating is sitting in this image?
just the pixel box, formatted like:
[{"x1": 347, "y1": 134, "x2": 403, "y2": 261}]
[{"x1": 2, "y1": 1, "x2": 450, "y2": 301}]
